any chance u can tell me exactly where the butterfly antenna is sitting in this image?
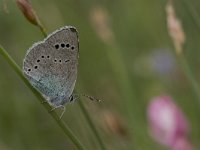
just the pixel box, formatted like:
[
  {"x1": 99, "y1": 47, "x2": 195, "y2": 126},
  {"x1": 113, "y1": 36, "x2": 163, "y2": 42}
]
[{"x1": 81, "y1": 94, "x2": 101, "y2": 102}]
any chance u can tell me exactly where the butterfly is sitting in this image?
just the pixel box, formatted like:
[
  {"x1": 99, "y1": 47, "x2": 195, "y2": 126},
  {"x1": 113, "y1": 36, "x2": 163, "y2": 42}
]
[{"x1": 23, "y1": 26, "x2": 79, "y2": 118}]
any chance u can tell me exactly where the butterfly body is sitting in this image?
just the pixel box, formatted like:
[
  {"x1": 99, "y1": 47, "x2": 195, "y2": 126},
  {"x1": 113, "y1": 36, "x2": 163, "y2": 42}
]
[{"x1": 23, "y1": 26, "x2": 79, "y2": 108}]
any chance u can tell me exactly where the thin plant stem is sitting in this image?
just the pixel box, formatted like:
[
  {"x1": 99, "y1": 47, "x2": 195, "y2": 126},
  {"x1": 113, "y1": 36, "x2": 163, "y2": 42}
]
[
  {"x1": 104, "y1": 42, "x2": 142, "y2": 150},
  {"x1": 177, "y1": 52, "x2": 200, "y2": 108},
  {"x1": 38, "y1": 25, "x2": 107, "y2": 150},
  {"x1": 78, "y1": 101, "x2": 106, "y2": 150},
  {"x1": 180, "y1": 1, "x2": 200, "y2": 104},
  {"x1": 0, "y1": 45, "x2": 86, "y2": 150},
  {"x1": 181, "y1": 0, "x2": 200, "y2": 32},
  {"x1": 37, "y1": 24, "x2": 47, "y2": 37},
  {"x1": 166, "y1": 0, "x2": 200, "y2": 110}
]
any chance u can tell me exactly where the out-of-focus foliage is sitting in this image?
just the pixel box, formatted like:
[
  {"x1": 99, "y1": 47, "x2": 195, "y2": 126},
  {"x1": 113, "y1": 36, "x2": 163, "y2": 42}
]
[{"x1": 0, "y1": 0, "x2": 200, "y2": 149}]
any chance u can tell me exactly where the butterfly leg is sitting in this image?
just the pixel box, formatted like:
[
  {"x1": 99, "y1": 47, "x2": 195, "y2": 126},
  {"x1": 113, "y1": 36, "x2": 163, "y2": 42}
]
[
  {"x1": 50, "y1": 105, "x2": 66, "y2": 119},
  {"x1": 60, "y1": 106, "x2": 66, "y2": 119},
  {"x1": 41, "y1": 95, "x2": 50, "y2": 104},
  {"x1": 50, "y1": 106, "x2": 61, "y2": 112}
]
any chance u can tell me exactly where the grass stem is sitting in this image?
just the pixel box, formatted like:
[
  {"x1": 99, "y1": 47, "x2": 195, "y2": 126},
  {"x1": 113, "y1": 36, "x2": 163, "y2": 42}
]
[
  {"x1": 78, "y1": 101, "x2": 107, "y2": 150},
  {"x1": 177, "y1": 52, "x2": 200, "y2": 109},
  {"x1": 0, "y1": 45, "x2": 86, "y2": 150}
]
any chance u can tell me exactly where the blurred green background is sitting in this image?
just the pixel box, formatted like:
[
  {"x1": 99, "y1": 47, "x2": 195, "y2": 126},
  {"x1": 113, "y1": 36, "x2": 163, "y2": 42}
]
[{"x1": 0, "y1": 0, "x2": 200, "y2": 149}]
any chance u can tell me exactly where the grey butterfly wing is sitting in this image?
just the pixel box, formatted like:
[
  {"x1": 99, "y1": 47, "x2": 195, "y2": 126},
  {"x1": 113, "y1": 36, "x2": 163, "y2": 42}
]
[{"x1": 23, "y1": 26, "x2": 79, "y2": 104}]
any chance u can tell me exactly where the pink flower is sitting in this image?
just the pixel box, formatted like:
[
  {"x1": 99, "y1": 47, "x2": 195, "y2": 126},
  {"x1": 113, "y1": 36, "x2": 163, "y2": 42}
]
[
  {"x1": 147, "y1": 95, "x2": 189, "y2": 147},
  {"x1": 172, "y1": 137, "x2": 193, "y2": 150}
]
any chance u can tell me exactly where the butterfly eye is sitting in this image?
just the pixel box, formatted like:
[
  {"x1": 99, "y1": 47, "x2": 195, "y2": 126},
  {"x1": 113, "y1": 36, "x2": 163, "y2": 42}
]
[{"x1": 70, "y1": 95, "x2": 74, "y2": 102}]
